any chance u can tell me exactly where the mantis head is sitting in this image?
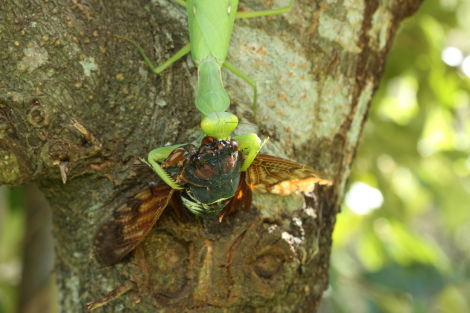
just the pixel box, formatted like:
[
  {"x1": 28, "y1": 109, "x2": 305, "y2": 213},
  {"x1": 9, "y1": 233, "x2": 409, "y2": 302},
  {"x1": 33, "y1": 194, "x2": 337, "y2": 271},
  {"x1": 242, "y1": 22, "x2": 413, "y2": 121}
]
[{"x1": 201, "y1": 112, "x2": 238, "y2": 139}]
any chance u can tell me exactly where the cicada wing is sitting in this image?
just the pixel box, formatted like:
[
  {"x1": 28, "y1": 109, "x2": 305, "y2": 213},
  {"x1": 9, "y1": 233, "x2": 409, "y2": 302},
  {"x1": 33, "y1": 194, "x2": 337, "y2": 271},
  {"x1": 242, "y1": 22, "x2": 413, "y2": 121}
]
[
  {"x1": 219, "y1": 171, "x2": 253, "y2": 221},
  {"x1": 246, "y1": 154, "x2": 332, "y2": 196},
  {"x1": 93, "y1": 183, "x2": 175, "y2": 265}
]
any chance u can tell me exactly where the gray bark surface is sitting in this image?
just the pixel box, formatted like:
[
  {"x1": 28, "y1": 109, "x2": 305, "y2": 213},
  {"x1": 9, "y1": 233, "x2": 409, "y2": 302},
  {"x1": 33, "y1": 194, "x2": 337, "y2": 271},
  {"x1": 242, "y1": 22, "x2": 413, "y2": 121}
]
[{"x1": 0, "y1": 0, "x2": 423, "y2": 312}]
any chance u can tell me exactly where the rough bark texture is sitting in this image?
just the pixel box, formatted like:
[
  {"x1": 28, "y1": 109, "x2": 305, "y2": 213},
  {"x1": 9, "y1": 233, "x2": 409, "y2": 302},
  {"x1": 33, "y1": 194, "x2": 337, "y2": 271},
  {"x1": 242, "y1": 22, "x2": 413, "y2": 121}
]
[{"x1": 0, "y1": 0, "x2": 423, "y2": 312}]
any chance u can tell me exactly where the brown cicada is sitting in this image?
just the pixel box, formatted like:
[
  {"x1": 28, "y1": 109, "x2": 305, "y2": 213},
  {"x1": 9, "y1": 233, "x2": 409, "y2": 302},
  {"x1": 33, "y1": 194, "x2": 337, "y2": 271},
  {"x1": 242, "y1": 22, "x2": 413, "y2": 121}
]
[{"x1": 92, "y1": 136, "x2": 331, "y2": 266}]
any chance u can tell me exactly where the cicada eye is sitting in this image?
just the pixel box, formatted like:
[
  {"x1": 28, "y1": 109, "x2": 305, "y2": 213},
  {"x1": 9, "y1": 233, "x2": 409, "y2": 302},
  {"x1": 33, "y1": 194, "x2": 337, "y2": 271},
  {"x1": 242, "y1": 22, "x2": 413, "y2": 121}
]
[{"x1": 230, "y1": 140, "x2": 239, "y2": 152}]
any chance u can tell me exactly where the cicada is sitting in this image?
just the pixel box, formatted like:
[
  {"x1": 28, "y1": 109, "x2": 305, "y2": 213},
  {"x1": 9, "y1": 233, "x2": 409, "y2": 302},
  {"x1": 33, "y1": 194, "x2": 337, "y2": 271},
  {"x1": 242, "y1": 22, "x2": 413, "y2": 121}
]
[{"x1": 92, "y1": 137, "x2": 331, "y2": 266}]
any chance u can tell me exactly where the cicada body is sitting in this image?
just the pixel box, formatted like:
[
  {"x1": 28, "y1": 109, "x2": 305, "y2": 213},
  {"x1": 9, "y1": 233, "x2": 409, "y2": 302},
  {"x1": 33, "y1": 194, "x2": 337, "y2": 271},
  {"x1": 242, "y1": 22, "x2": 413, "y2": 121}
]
[
  {"x1": 179, "y1": 136, "x2": 243, "y2": 217},
  {"x1": 93, "y1": 137, "x2": 331, "y2": 265}
]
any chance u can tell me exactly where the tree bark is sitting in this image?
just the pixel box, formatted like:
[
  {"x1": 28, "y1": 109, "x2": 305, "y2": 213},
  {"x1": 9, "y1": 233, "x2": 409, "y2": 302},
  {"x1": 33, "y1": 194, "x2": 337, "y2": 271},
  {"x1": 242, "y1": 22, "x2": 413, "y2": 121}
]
[{"x1": 0, "y1": 0, "x2": 423, "y2": 312}]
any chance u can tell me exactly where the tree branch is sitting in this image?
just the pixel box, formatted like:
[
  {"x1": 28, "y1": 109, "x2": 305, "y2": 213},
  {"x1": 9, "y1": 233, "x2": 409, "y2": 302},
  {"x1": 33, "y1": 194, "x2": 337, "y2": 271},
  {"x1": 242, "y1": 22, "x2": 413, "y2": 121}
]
[{"x1": 0, "y1": 0, "x2": 424, "y2": 311}]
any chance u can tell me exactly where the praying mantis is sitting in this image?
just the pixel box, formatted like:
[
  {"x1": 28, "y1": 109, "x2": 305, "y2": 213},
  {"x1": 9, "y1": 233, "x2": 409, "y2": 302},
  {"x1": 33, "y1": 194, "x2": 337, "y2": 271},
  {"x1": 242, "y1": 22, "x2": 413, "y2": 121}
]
[
  {"x1": 85, "y1": 3, "x2": 334, "y2": 309},
  {"x1": 118, "y1": 0, "x2": 295, "y2": 190}
]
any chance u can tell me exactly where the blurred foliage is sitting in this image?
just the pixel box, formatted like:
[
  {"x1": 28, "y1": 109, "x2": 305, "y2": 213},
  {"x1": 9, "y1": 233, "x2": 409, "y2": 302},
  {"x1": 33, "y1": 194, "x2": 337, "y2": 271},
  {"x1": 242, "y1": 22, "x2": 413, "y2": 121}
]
[
  {"x1": 0, "y1": 187, "x2": 25, "y2": 313},
  {"x1": 320, "y1": 0, "x2": 470, "y2": 312}
]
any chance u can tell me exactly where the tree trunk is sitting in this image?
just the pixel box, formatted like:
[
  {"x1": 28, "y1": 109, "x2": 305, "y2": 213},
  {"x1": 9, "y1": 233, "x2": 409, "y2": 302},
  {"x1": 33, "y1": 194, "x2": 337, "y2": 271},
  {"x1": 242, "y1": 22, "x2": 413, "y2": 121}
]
[{"x1": 0, "y1": 0, "x2": 423, "y2": 312}]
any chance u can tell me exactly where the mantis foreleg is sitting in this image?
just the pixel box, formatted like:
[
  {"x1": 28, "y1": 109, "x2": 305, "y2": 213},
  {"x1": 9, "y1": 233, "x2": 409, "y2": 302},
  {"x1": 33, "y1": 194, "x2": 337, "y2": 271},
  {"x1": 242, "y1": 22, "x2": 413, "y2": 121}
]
[
  {"x1": 146, "y1": 144, "x2": 186, "y2": 190},
  {"x1": 233, "y1": 134, "x2": 268, "y2": 171}
]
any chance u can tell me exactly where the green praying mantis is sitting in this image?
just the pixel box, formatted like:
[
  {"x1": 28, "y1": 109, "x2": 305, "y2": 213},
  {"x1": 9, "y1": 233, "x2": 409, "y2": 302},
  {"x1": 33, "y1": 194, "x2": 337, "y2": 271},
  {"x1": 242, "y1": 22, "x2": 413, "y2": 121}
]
[
  {"x1": 117, "y1": 0, "x2": 294, "y2": 191},
  {"x1": 85, "y1": 3, "x2": 335, "y2": 308}
]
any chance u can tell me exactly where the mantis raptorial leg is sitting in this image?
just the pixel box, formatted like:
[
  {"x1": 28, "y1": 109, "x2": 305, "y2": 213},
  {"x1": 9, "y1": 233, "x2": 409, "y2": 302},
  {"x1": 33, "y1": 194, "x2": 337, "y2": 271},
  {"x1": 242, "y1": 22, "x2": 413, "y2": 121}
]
[
  {"x1": 145, "y1": 144, "x2": 186, "y2": 189},
  {"x1": 233, "y1": 134, "x2": 268, "y2": 171}
]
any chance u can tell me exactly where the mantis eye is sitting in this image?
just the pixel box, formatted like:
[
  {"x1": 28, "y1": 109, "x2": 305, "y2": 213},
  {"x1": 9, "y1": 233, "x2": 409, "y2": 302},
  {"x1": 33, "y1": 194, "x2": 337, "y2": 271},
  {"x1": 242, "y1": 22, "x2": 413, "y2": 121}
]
[{"x1": 201, "y1": 112, "x2": 238, "y2": 139}]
